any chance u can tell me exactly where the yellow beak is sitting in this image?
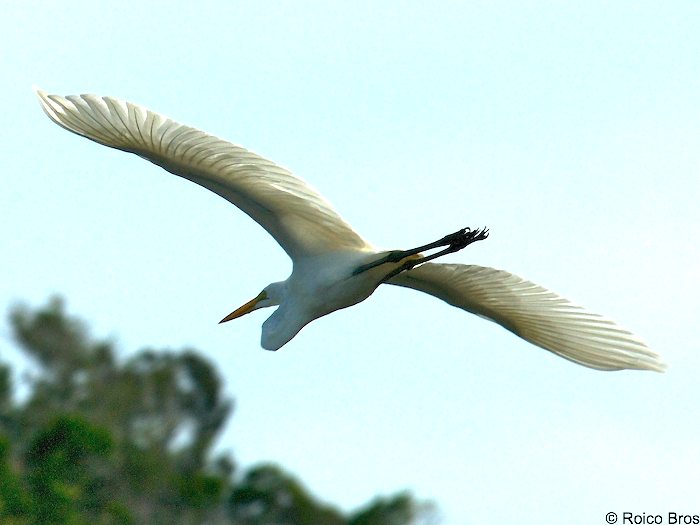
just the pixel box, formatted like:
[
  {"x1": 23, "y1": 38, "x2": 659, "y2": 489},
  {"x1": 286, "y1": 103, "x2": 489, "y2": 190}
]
[{"x1": 219, "y1": 291, "x2": 267, "y2": 324}]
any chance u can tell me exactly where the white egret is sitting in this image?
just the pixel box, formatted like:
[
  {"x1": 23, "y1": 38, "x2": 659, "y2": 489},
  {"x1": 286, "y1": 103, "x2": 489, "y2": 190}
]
[{"x1": 36, "y1": 89, "x2": 664, "y2": 372}]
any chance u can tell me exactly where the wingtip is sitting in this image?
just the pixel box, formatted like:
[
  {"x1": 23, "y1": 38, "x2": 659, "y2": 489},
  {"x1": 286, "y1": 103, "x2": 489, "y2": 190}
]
[
  {"x1": 619, "y1": 346, "x2": 667, "y2": 373},
  {"x1": 33, "y1": 86, "x2": 58, "y2": 121},
  {"x1": 629, "y1": 351, "x2": 666, "y2": 373},
  {"x1": 635, "y1": 341, "x2": 667, "y2": 373},
  {"x1": 650, "y1": 359, "x2": 667, "y2": 373},
  {"x1": 32, "y1": 85, "x2": 47, "y2": 99}
]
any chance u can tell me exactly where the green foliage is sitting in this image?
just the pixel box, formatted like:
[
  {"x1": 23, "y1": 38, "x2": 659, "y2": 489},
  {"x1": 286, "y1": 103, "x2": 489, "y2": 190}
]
[
  {"x1": 349, "y1": 493, "x2": 436, "y2": 525},
  {"x1": 25, "y1": 416, "x2": 115, "y2": 525},
  {"x1": 25, "y1": 415, "x2": 113, "y2": 468},
  {"x1": 230, "y1": 464, "x2": 345, "y2": 525},
  {"x1": 0, "y1": 436, "x2": 31, "y2": 523},
  {"x1": 0, "y1": 297, "x2": 436, "y2": 524},
  {"x1": 177, "y1": 471, "x2": 224, "y2": 509}
]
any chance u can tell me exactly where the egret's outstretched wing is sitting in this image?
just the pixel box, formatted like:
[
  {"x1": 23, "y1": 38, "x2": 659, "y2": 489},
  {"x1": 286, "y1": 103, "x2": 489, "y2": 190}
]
[
  {"x1": 36, "y1": 89, "x2": 371, "y2": 260},
  {"x1": 388, "y1": 263, "x2": 664, "y2": 372}
]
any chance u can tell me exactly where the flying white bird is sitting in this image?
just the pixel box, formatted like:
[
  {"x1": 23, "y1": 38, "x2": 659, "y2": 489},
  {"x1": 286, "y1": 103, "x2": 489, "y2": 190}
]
[{"x1": 35, "y1": 88, "x2": 664, "y2": 372}]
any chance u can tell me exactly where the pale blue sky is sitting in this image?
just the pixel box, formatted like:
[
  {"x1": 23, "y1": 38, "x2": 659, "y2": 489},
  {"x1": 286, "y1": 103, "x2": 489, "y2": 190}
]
[{"x1": 2, "y1": 1, "x2": 699, "y2": 523}]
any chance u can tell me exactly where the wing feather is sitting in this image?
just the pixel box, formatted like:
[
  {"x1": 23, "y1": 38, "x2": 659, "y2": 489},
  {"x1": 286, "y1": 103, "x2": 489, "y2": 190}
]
[
  {"x1": 388, "y1": 263, "x2": 664, "y2": 372},
  {"x1": 36, "y1": 88, "x2": 371, "y2": 260}
]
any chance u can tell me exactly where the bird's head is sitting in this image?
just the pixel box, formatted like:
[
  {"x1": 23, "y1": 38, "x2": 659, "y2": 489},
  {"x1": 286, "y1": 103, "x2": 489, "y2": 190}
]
[
  {"x1": 219, "y1": 281, "x2": 305, "y2": 351},
  {"x1": 219, "y1": 282, "x2": 285, "y2": 324}
]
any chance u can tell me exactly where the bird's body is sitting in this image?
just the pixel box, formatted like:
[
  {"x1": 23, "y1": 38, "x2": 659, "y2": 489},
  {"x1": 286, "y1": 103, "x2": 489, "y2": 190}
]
[
  {"x1": 259, "y1": 250, "x2": 393, "y2": 350},
  {"x1": 36, "y1": 88, "x2": 665, "y2": 372}
]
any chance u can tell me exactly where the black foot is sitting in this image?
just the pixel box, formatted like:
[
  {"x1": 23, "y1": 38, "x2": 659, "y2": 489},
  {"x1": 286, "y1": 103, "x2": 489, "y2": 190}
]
[{"x1": 445, "y1": 227, "x2": 489, "y2": 251}]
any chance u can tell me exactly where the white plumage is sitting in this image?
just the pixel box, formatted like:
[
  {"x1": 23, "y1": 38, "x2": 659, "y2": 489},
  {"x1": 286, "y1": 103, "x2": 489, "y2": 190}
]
[{"x1": 36, "y1": 88, "x2": 664, "y2": 372}]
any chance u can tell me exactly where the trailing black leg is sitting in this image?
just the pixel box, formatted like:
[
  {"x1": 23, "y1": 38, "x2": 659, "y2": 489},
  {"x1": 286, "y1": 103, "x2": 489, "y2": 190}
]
[{"x1": 352, "y1": 226, "x2": 489, "y2": 277}]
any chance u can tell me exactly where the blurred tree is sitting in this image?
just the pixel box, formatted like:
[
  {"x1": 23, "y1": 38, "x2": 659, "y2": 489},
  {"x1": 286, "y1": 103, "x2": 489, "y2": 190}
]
[
  {"x1": 0, "y1": 435, "x2": 30, "y2": 524},
  {"x1": 229, "y1": 464, "x2": 345, "y2": 525},
  {"x1": 24, "y1": 415, "x2": 122, "y2": 525},
  {"x1": 0, "y1": 297, "x2": 437, "y2": 524},
  {"x1": 349, "y1": 493, "x2": 437, "y2": 525}
]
